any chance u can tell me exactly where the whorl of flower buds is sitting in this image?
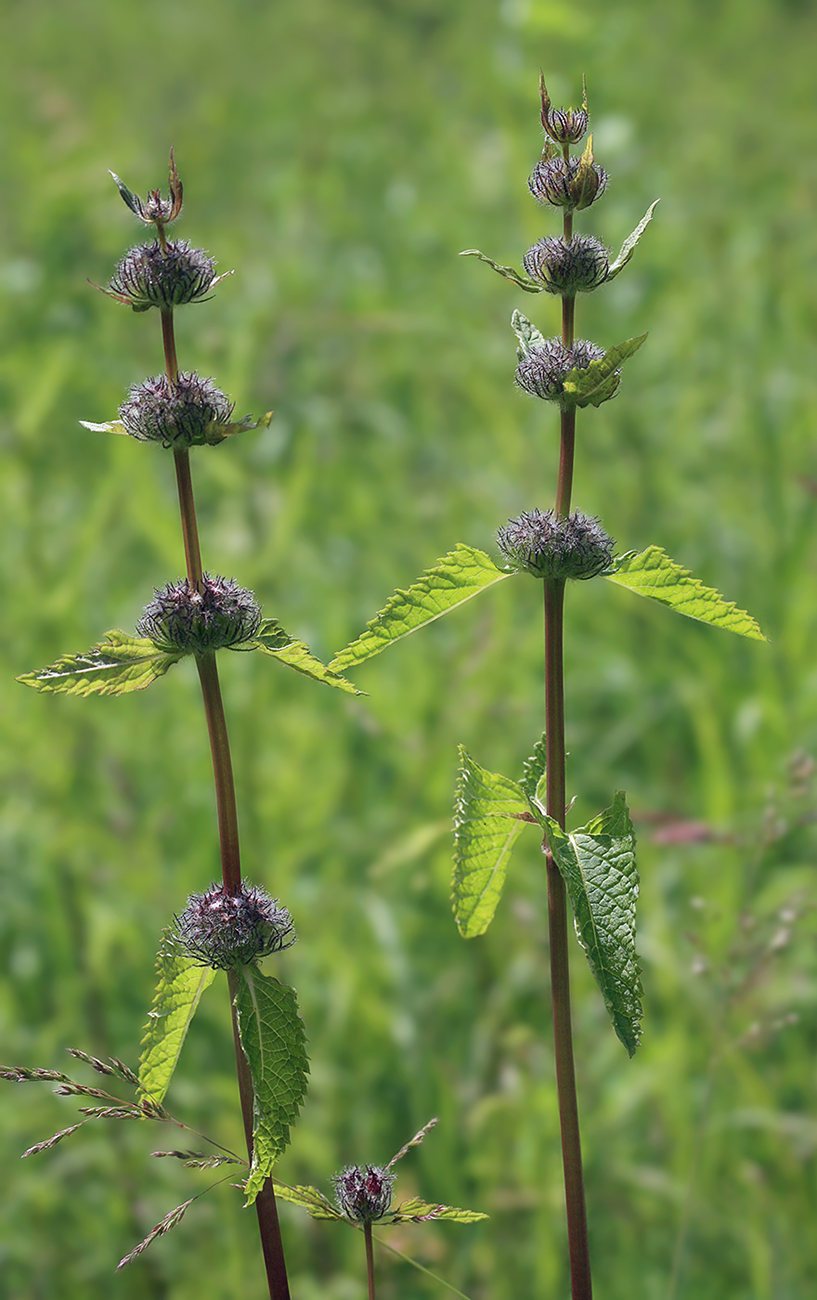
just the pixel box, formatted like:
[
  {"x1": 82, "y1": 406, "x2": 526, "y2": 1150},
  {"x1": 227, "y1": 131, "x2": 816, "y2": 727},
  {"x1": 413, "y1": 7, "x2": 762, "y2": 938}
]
[
  {"x1": 119, "y1": 373, "x2": 235, "y2": 448},
  {"x1": 528, "y1": 150, "x2": 608, "y2": 212},
  {"x1": 497, "y1": 509, "x2": 615, "y2": 581},
  {"x1": 539, "y1": 72, "x2": 589, "y2": 145},
  {"x1": 106, "y1": 239, "x2": 219, "y2": 312},
  {"x1": 174, "y1": 882, "x2": 296, "y2": 971},
  {"x1": 523, "y1": 235, "x2": 609, "y2": 295},
  {"x1": 109, "y1": 148, "x2": 184, "y2": 227},
  {"x1": 333, "y1": 1165, "x2": 396, "y2": 1223},
  {"x1": 515, "y1": 337, "x2": 604, "y2": 404},
  {"x1": 137, "y1": 574, "x2": 262, "y2": 654}
]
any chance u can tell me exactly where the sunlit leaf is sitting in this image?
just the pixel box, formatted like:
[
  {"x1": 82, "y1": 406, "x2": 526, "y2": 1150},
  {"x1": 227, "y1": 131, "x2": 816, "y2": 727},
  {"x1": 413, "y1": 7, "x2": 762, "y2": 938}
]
[
  {"x1": 562, "y1": 334, "x2": 647, "y2": 408},
  {"x1": 389, "y1": 1197, "x2": 488, "y2": 1224},
  {"x1": 17, "y1": 630, "x2": 183, "y2": 696},
  {"x1": 606, "y1": 546, "x2": 767, "y2": 640},
  {"x1": 139, "y1": 935, "x2": 216, "y2": 1105},
  {"x1": 272, "y1": 1182, "x2": 342, "y2": 1220},
  {"x1": 519, "y1": 733, "x2": 547, "y2": 809},
  {"x1": 330, "y1": 546, "x2": 510, "y2": 672},
  {"x1": 452, "y1": 747, "x2": 535, "y2": 938},
  {"x1": 606, "y1": 200, "x2": 660, "y2": 281},
  {"x1": 544, "y1": 793, "x2": 642, "y2": 1055},
  {"x1": 234, "y1": 968, "x2": 309, "y2": 1204},
  {"x1": 247, "y1": 619, "x2": 361, "y2": 694}
]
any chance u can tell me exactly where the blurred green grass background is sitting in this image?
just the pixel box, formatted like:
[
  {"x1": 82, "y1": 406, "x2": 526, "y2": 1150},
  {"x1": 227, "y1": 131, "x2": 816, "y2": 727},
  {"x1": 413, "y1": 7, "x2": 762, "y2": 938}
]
[{"x1": 2, "y1": 0, "x2": 816, "y2": 1296}]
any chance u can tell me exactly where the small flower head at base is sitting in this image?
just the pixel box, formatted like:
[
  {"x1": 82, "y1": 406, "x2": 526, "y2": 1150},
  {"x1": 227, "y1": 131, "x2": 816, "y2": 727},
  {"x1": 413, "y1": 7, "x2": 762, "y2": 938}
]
[
  {"x1": 523, "y1": 235, "x2": 609, "y2": 295},
  {"x1": 333, "y1": 1165, "x2": 396, "y2": 1224},
  {"x1": 497, "y1": 509, "x2": 615, "y2": 580},
  {"x1": 104, "y1": 239, "x2": 225, "y2": 312},
  {"x1": 174, "y1": 882, "x2": 296, "y2": 971},
  {"x1": 119, "y1": 373, "x2": 235, "y2": 448},
  {"x1": 515, "y1": 337, "x2": 604, "y2": 405},
  {"x1": 137, "y1": 574, "x2": 262, "y2": 654}
]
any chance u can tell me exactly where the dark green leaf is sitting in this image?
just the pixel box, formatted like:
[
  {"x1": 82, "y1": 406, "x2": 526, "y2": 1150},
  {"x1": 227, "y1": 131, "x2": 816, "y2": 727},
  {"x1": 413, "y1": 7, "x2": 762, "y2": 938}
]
[
  {"x1": 17, "y1": 631, "x2": 183, "y2": 697},
  {"x1": 519, "y1": 733, "x2": 547, "y2": 808},
  {"x1": 234, "y1": 968, "x2": 309, "y2": 1204},
  {"x1": 544, "y1": 793, "x2": 642, "y2": 1055}
]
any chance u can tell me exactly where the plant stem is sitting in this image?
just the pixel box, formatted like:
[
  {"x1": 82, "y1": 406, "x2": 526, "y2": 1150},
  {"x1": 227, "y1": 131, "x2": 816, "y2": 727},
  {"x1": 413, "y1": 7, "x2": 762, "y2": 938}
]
[
  {"x1": 173, "y1": 449, "x2": 204, "y2": 590},
  {"x1": 195, "y1": 653, "x2": 242, "y2": 896},
  {"x1": 364, "y1": 1221, "x2": 377, "y2": 1300}
]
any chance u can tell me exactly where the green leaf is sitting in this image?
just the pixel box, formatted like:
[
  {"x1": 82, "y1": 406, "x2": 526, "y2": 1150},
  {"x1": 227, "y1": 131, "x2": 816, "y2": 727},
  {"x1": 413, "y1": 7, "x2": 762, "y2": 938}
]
[
  {"x1": 234, "y1": 968, "x2": 309, "y2": 1205},
  {"x1": 562, "y1": 334, "x2": 648, "y2": 409},
  {"x1": 460, "y1": 249, "x2": 542, "y2": 294},
  {"x1": 246, "y1": 619, "x2": 362, "y2": 694},
  {"x1": 605, "y1": 546, "x2": 767, "y2": 640},
  {"x1": 139, "y1": 936, "x2": 216, "y2": 1105},
  {"x1": 272, "y1": 1182, "x2": 342, "y2": 1220},
  {"x1": 17, "y1": 631, "x2": 183, "y2": 697},
  {"x1": 544, "y1": 793, "x2": 642, "y2": 1055},
  {"x1": 79, "y1": 418, "x2": 129, "y2": 436},
  {"x1": 452, "y1": 747, "x2": 536, "y2": 938},
  {"x1": 606, "y1": 200, "x2": 660, "y2": 281},
  {"x1": 511, "y1": 308, "x2": 548, "y2": 358},
  {"x1": 519, "y1": 733, "x2": 547, "y2": 808},
  {"x1": 329, "y1": 545, "x2": 511, "y2": 672},
  {"x1": 389, "y1": 1198, "x2": 488, "y2": 1224}
]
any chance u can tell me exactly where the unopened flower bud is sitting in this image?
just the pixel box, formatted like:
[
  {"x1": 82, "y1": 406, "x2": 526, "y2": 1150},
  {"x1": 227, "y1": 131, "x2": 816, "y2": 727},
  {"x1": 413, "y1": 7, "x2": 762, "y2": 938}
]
[
  {"x1": 515, "y1": 337, "x2": 604, "y2": 404},
  {"x1": 119, "y1": 373, "x2": 235, "y2": 448},
  {"x1": 523, "y1": 235, "x2": 609, "y2": 295},
  {"x1": 497, "y1": 509, "x2": 615, "y2": 580},
  {"x1": 539, "y1": 72, "x2": 589, "y2": 146},
  {"x1": 333, "y1": 1165, "x2": 395, "y2": 1223},
  {"x1": 137, "y1": 574, "x2": 262, "y2": 653},
  {"x1": 528, "y1": 147, "x2": 608, "y2": 212},
  {"x1": 174, "y1": 882, "x2": 296, "y2": 971},
  {"x1": 109, "y1": 148, "x2": 184, "y2": 227},
  {"x1": 105, "y1": 239, "x2": 221, "y2": 312}
]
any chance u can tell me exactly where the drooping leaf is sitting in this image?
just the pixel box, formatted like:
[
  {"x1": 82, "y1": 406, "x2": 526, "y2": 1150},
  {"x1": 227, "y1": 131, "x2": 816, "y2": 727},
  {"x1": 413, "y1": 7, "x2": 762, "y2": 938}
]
[
  {"x1": 519, "y1": 733, "x2": 547, "y2": 809},
  {"x1": 452, "y1": 747, "x2": 536, "y2": 938},
  {"x1": 17, "y1": 631, "x2": 183, "y2": 697},
  {"x1": 234, "y1": 968, "x2": 309, "y2": 1204},
  {"x1": 272, "y1": 1181, "x2": 343, "y2": 1220},
  {"x1": 389, "y1": 1198, "x2": 488, "y2": 1224},
  {"x1": 511, "y1": 308, "x2": 548, "y2": 358},
  {"x1": 459, "y1": 249, "x2": 542, "y2": 293},
  {"x1": 606, "y1": 546, "x2": 767, "y2": 640},
  {"x1": 606, "y1": 200, "x2": 660, "y2": 281},
  {"x1": 139, "y1": 936, "x2": 216, "y2": 1105},
  {"x1": 330, "y1": 546, "x2": 510, "y2": 673},
  {"x1": 247, "y1": 619, "x2": 361, "y2": 694},
  {"x1": 562, "y1": 334, "x2": 648, "y2": 408},
  {"x1": 544, "y1": 793, "x2": 642, "y2": 1055}
]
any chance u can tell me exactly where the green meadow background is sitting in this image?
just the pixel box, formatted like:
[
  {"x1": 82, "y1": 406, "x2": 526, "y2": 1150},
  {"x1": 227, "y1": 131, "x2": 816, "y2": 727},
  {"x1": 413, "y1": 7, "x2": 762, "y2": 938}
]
[{"x1": 2, "y1": 0, "x2": 816, "y2": 1296}]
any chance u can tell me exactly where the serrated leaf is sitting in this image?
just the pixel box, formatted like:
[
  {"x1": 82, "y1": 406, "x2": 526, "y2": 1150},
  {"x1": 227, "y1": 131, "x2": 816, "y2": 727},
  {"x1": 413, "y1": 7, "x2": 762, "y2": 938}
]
[
  {"x1": 605, "y1": 546, "x2": 766, "y2": 640},
  {"x1": 544, "y1": 793, "x2": 642, "y2": 1055},
  {"x1": 389, "y1": 1197, "x2": 488, "y2": 1224},
  {"x1": 18, "y1": 631, "x2": 183, "y2": 697},
  {"x1": 330, "y1": 545, "x2": 510, "y2": 673},
  {"x1": 139, "y1": 937, "x2": 216, "y2": 1106},
  {"x1": 511, "y1": 308, "x2": 548, "y2": 357},
  {"x1": 562, "y1": 334, "x2": 647, "y2": 408},
  {"x1": 234, "y1": 968, "x2": 309, "y2": 1204},
  {"x1": 460, "y1": 249, "x2": 542, "y2": 293},
  {"x1": 272, "y1": 1182, "x2": 343, "y2": 1220},
  {"x1": 452, "y1": 748, "x2": 536, "y2": 938},
  {"x1": 519, "y1": 733, "x2": 547, "y2": 807},
  {"x1": 246, "y1": 619, "x2": 361, "y2": 694},
  {"x1": 607, "y1": 200, "x2": 660, "y2": 281},
  {"x1": 79, "y1": 418, "x2": 129, "y2": 436}
]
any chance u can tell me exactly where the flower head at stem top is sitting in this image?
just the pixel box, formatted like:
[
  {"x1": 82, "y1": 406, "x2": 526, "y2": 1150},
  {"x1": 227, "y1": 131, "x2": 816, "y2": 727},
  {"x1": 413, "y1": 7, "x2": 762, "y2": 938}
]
[
  {"x1": 333, "y1": 1166, "x2": 396, "y2": 1224},
  {"x1": 174, "y1": 882, "x2": 296, "y2": 971},
  {"x1": 539, "y1": 71, "x2": 589, "y2": 145},
  {"x1": 109, "y1": 147, "x2": 184, "y2": 232}
]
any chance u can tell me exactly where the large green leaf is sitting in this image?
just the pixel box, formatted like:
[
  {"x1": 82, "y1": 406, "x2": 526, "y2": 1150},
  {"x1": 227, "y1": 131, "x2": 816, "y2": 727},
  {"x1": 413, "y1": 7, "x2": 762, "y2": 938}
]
[
  {"x1": 606, "y1": 546, "x2": 767, "y2": 640},
  {"x1": 139, "y1": 936, "x2": 216, "y2": 1105},
  {"x1": 330, "y1": 545, "x2": 511, "y2": 672},
  {"x1": 452, "y1": 747, "x2": 536, "y2": 938},
  {"x1": 544, "y1": 793, "x2": 642, "y2": 1055},
  {"x1": 17, "y1": 631, "x2": 182, "y2": 697},
  {"x1": 246, "y1": 618, "x2": 361, "y2": 694},
  {"x1": 234, "y1": 968, "x2": 309, "y2": 1205}
]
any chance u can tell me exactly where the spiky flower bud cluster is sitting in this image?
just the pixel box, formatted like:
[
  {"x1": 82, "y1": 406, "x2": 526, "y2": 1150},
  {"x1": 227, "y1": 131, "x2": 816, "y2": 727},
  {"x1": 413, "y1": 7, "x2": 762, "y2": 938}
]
[
  {"x1": 119, "y1": 373, "x2": 235, "y2": 448},
  {"x1": 105, "y1": 239, "x2": 219, "y2": 312},
  {"x1": 110, "y1": 148, "x2": 184, "y2": 228},
  {"x1": 515, "y1": 337, "x2": 604, "y2": 404},
  {"x1": 333, "y1": 1165, "x2": 396, "y2": 1223},
  {"x1": 137, "y1": 574, "x2": 262, "y2": 653},
  {"x1": 539, "y1": 72, "x2": 589, "y2": 145},
  {"x1": 523, "y1": 235, "x2": 609, "y2": 295},
  {"x1": 174, "y1": 882, "x2": 295, "y2": 971},
  {"x1": 497, "y1": 509, "x2": 615, "y2": 580},
  {"x1": 528, "y1": 149, "x2": 608, "y2": 212}
]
